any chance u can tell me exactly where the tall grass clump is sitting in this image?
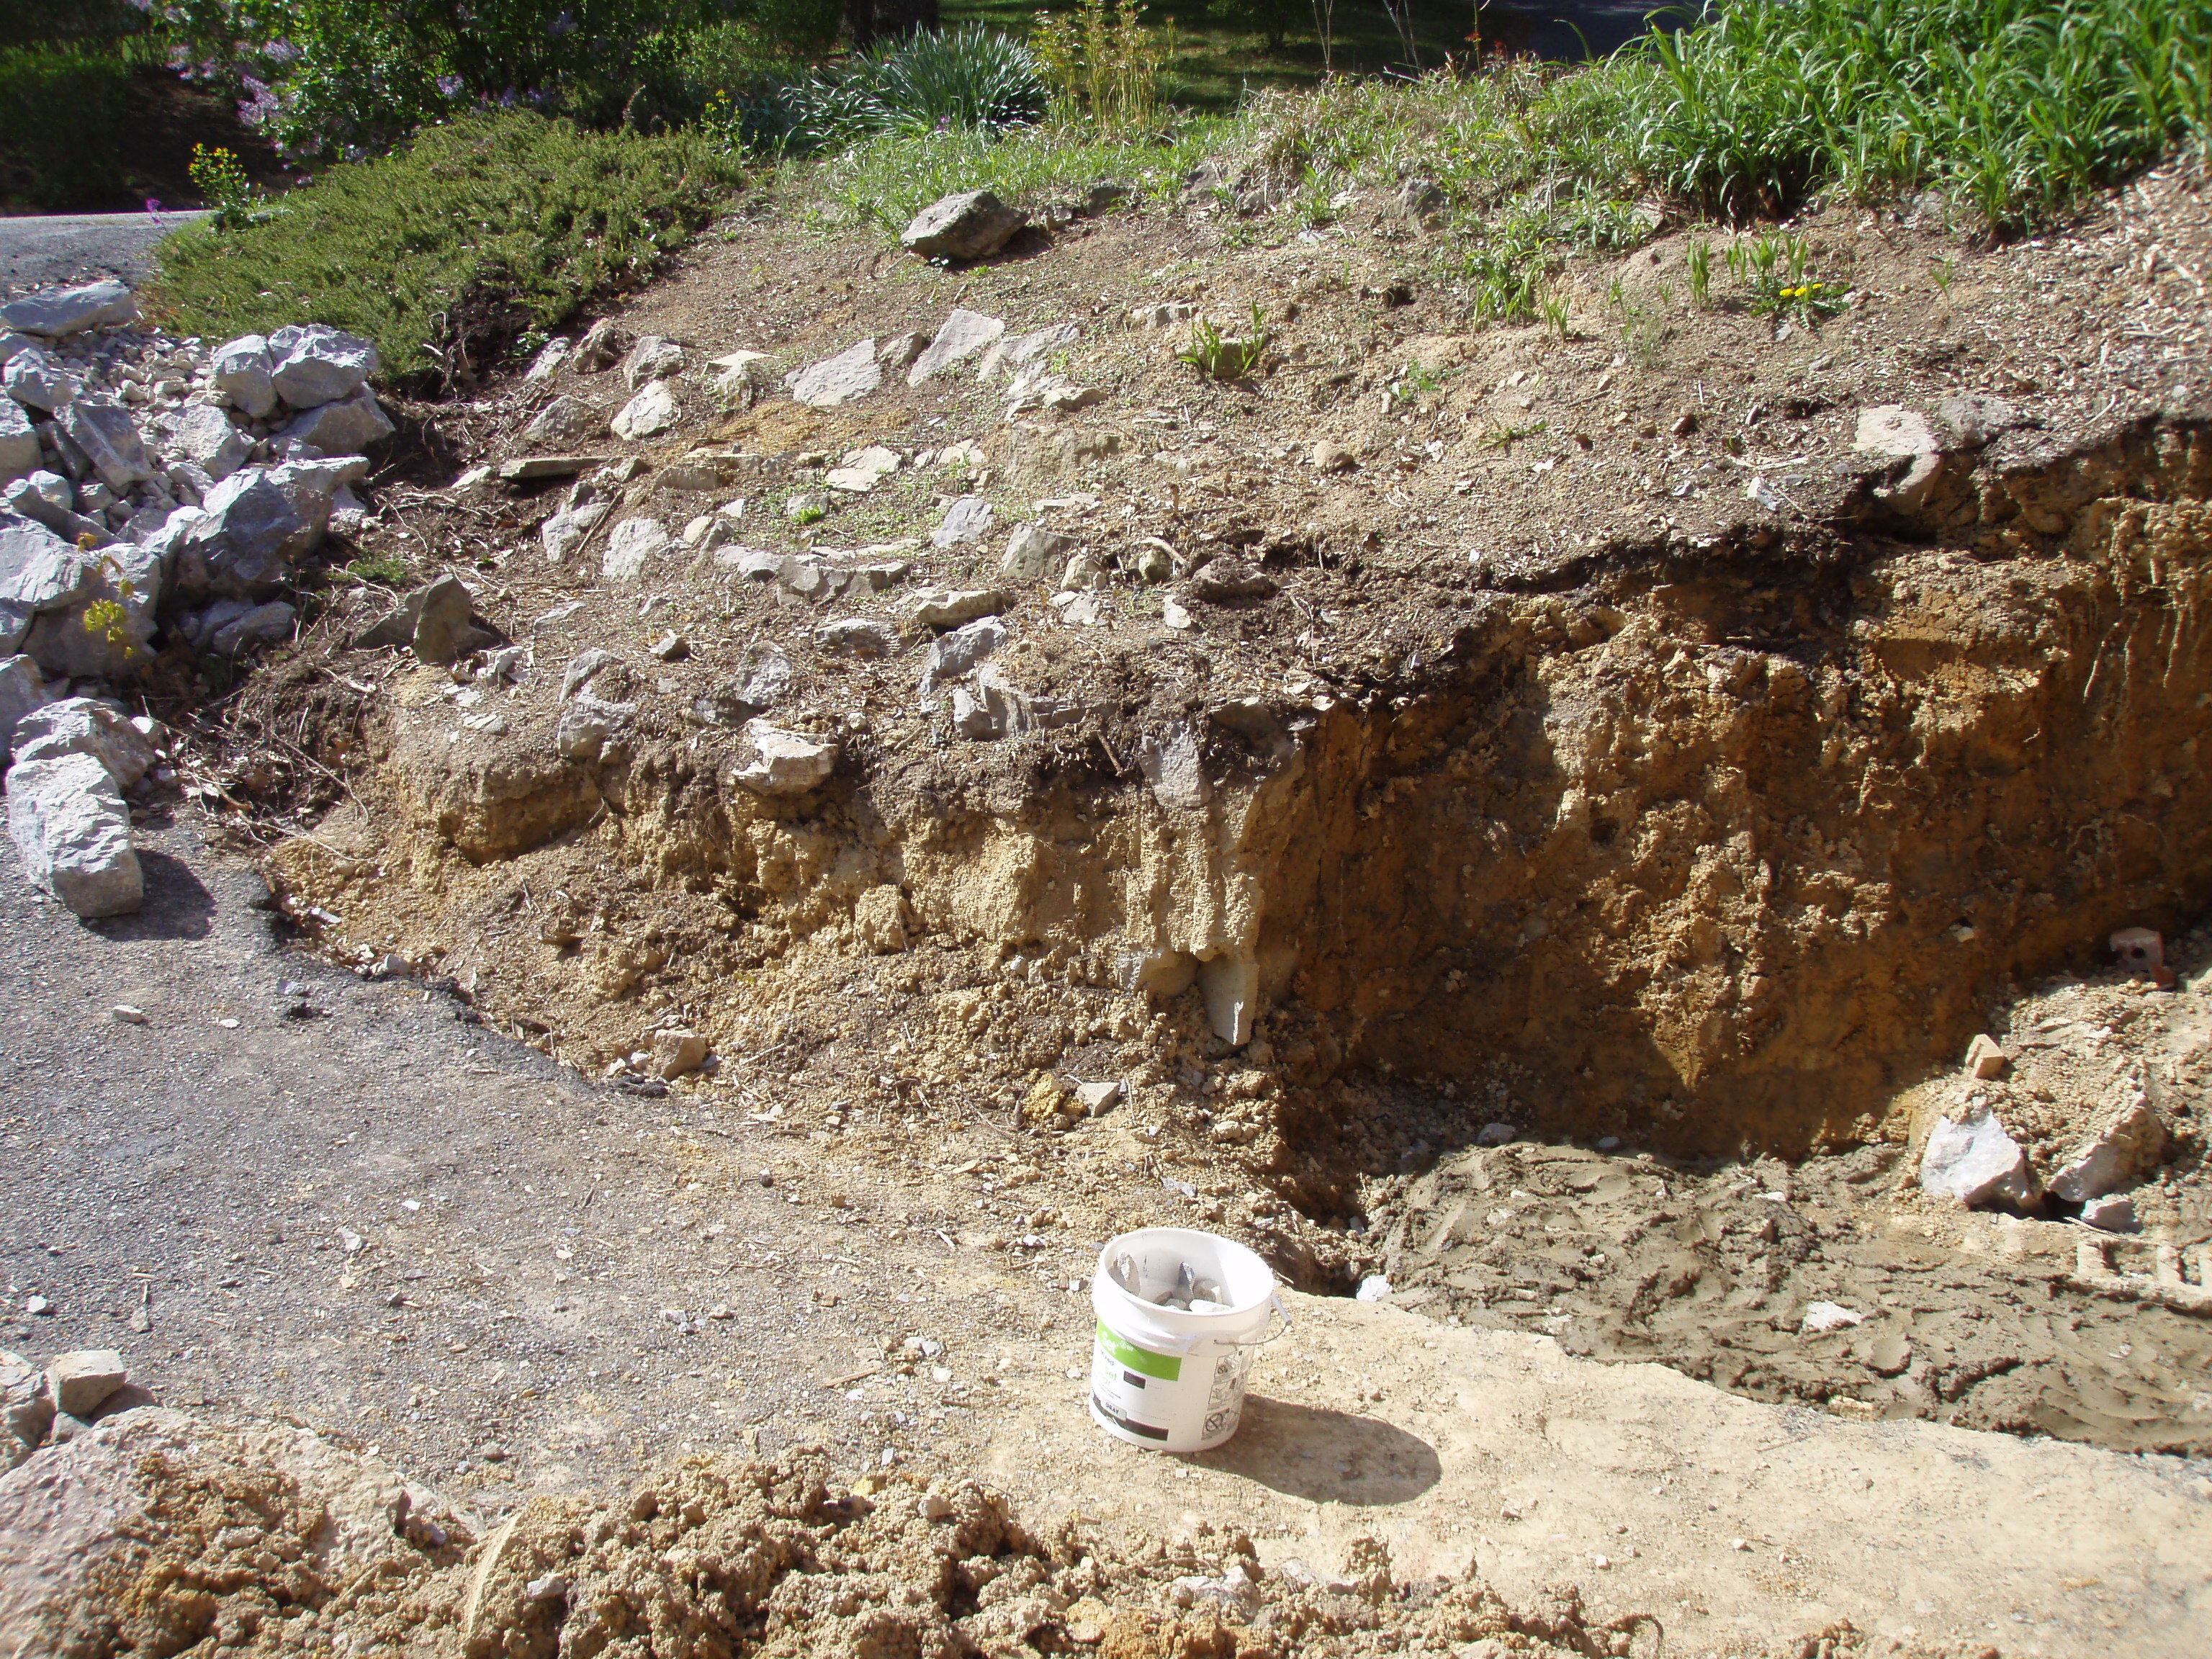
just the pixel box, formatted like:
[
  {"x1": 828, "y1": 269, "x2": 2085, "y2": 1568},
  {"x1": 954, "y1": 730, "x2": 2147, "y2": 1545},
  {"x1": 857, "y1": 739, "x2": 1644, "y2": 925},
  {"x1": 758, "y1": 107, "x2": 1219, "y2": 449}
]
[
  {"x1": 150, "y1": 113, "x2": 744, "y2": 386},
  {"x1": 775, "y1": 23, "x2": 1047, "y2": 148},
  {"x1": 1632, "y1": 0, "x2": 2212, "y2": 228}
]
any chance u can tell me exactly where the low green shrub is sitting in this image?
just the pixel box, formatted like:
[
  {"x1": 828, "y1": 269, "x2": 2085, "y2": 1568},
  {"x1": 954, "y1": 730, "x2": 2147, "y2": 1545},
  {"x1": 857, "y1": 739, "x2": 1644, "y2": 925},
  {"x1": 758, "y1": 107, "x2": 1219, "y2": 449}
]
[
  {"x1": 0, "y1": 43, "x2": 128, "y2": 207},
  {"x1": 150, "y1": 112, "x2": 745, "y2": 388}
]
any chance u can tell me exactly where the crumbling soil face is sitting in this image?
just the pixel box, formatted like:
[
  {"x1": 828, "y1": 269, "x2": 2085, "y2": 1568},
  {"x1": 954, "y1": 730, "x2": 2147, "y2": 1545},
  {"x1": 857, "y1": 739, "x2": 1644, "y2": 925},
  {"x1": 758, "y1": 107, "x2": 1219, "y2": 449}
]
[
  {"x1": 6, "y1": 1405, "x2": 1997, "y2": 1659},
  {"x1": 204, "y1": 151, "x2": 2212, "y2": 1464}
]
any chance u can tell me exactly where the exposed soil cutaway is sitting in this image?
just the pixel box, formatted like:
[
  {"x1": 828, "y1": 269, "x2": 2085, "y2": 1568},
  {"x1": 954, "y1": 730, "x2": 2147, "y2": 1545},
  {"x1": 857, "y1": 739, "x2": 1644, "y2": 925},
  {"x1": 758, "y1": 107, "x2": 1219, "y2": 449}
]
[{"x1": 225, "y1": 159, "x2": 2212, "y2": 1462}]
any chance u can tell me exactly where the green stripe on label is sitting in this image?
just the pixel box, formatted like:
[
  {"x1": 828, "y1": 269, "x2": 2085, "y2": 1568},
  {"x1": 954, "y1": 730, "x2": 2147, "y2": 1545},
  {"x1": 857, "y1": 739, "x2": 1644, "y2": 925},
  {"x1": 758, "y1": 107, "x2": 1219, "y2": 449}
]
[{"x1": 1097, "y1": 1320, "x2": 1181, "y2": 1382}]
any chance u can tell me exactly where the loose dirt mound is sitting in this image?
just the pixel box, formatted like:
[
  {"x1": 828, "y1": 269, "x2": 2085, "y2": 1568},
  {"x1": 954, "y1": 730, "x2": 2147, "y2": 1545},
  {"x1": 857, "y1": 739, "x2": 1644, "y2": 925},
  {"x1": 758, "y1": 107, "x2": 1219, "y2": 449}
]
[{"x1": 5, "y1": 1406, "x2": 2005, "y2": 1659}]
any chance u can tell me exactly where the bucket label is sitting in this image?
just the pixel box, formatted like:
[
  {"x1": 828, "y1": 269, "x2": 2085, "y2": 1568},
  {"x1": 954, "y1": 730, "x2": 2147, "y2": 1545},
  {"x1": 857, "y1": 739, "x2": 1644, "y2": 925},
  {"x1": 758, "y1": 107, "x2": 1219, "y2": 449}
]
[{"x1": 1095, "y1": 1320, "x2": 1182, "y2": 1382}]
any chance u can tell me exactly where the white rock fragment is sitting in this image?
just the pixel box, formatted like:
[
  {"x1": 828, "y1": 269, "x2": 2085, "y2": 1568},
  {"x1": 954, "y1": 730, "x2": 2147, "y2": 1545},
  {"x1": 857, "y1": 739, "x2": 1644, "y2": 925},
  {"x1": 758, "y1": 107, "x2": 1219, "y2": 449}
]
[
  {"x1": 621, "y1": 336, "x2": 685, "y2": 390},
  {"x1": 1854, "y1": 405, "x2": 1943, "y2": 512},
  {"x1": 0, "y1": 396, "x2": 39, "y2": 483},
  {"x1": 904, "y1": 587, "x2": 1005, "y2": 631},
  {"x1": 1918, "y1": 1107, "x2": 2039, "y2": 1208},
  {"x1": 210, "y1": 335, "x2": 279, "y2": 418},
  {"x1": 6, "y1": 750, "x2": 142, "y2": 916},
  {"x1": 45, "y1": 1350, "x2": 127, "y2": 1417},
  {"x1": 282, "y1": 386, "x2": 392, "y2": 454},
  {"x1": 1355, "y1": 1275, "x2": 1391, "y2": 1302},
  {"x1": 1, "y1": 282, "x2": 137, "y2": 338},
  {"x1": 908, "y1": 308, "x2": 1004, "y2": 385},
  {"x1": 931, "y1": 495, "x2": 994, "y2": 548},
  {"x1": 791, "y1": 339, "x2": 881, "y2": 409},
  {"x1": 999, "y1": 522, "x2": 1071, "y2": 583},
  {"x1": 0, "y1": 653, "x2": 52, "y2": 755},
  {"x1": 11, "y1": 698, "x2": 159, "y2": 787},
  {"x1": 1138, "y1": 724, "x2": 1208, "y2": 811},
  {"x1": 268, "y1": 323, "x2": 379, "y2": 408},
  {"x1": 1799, "y1": 1301, "x2": 1863, "y2": 1334},
  {"x1": 611, "y1": 380, "x2": 680, "y2": 441},
  {"x1": 1963, "y1": 1033, "x2": 2008, "y2": 1080},
  {"x1": 170, "y1": 404, "x2": 253, "y2": 482},
  {"x1": 729, "y1": 720, "x2": 837, "y2": 796},
  {"x1": 1, "y1": 348, "x2": 77, "y2": 413},
  {"x1": 601, "y1": 517, "x2": 669, "y2": 583},
  {"x1": 60, "y1": 400, "x2": 155, "y2": 492},
  {"x1": 2046, "y1": 1084, "x2": 2166, "y2": 1203},
  {"x1": 540, "y1": 501, "x2": 608, "y2": 561},
  {"x1": 2079, "y1": 1194, "x2": 2139, "y2": 1233}
]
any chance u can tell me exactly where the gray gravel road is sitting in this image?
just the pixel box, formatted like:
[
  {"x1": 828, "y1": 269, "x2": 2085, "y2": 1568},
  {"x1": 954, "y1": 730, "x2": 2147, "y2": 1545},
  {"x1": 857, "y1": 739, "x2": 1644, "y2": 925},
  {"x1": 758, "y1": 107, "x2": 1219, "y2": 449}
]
[
  {"x1": 0, "y1": 211, "x2": 205, "y2": 296},
  {"x1": 0, "y1": 813, "x2": 1047, "y2": 1506}
]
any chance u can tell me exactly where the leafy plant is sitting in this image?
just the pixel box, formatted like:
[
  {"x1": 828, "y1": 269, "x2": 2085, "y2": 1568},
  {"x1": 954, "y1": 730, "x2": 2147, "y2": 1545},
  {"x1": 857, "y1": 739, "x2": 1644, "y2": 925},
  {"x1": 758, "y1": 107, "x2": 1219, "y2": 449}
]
[
  {"x1": 1686, "y1": 238, "x2": 1712, "y2": 307},
  {"x1": 1031, "y1": 0, "x2": 1167, "y2": 132},
  {"x1": 1539, "y1": 292, "x2": 1572, "y2": 338},
  {"x1": 1725, "y1": 230, "x2": 1845, "y2": 323},
  {"x1": 775, "y1": 24, "x2": 1047, "y2": 148},
  {"x1": 1177, "y1": 302, "x2": 1270, "y2": 379},
  {"x1": 189, "y1": 143, "x2": 280, "y2": 230}
]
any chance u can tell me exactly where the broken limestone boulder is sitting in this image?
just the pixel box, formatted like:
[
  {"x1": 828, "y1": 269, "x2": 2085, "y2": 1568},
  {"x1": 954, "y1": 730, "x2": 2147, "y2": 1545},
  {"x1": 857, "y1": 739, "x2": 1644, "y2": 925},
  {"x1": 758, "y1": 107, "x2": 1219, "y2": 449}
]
[
  {"x1": 45, "y1": 1351, "x2": 127, "y2": 1419},
  {"x1": 611, "y1": 379, "x2": 680, "y2": 441},
  {"x1": 904, "y1": 587, "x2": 1006, "y2": 631},
  {"x1": 2, "y1": 346, "x2": 76, "y2": 413},
  {"x1": 176, "y1": 469, "x2": 306, "y2": 598},
  {"x1": 1, "y1": 1349, "x2": 50, "y2": 1470},
  {"x1": 210, "y1": 334, "x2": 279, "y2": 418},
  {"x1": 555, "y1": 693, "x2": 638, "y2": 763},
  {"x1": 523, "y1": 395, "x2": 598, "y2": 448},
  {"x1": 408, "y1": 574, "x2": 480, "y2": 666},
  {"x1": 908, "y1": 309, "x2": 1004, "y2": 386},
  {"x1": 268, "y1": 323, "x2": 379, "y2": 408},
  {"x1": 169, "y1": 403, "x2": 252, "y2": 482},
  {"x1": 1138, "y1": 724, "x2": 1210, "y2": 811},
  {"x1": 6, "y1": 749, "x2": 143, "y2": 916},
  {"x1": 621, "y1": 336, "x2": 685, "y2": 390},
  {"x1": 540, "y1": 500, "x2": 608, "y2": 562},
  {"x1": 282, "y1": 386, "x2": 392, "y2": 454},
  {"x1": 979, "y1": 322, "x2": 1080, "y2": 383},
  {"x1": 791, "y1": 339, "x2": 881, "y2": 409},
  {"x1": 901, "y1": 191, "x2": 1026, "y2": 262},
  {"x1": 728, "y1": 720, "x2": 837, "y2": 796},
  {"x1": 930, "y1": 495, "x2": 994, "y2": 548},
  {"x1": 689, "y1": 643, "x2": 790, "y2": 729},
  {"x1": 0, "y1": 514, "x2": 91, "y2": 651},
  {"x1": 2046, "y1": 1081, "x2": 2166, "y2": 1203},
  {"x1": 1918, "y1": 1105, "x2": 2039, "y2": 1209},
  {"x1": 919, "y1": 613, "x2": 1005, "y2": 693},
  {"x1": 0, "y1": 654, "x2": 52, "y2": 756},
  {"x1": 0, "y1": 397, "x2": 37, "y2": 484},
  {"x1": 999, "y1": 521, "x2": 1071, "y2": 583},
  {"x1": 59, "y1": 400, "x2": 154, "y2": 493},
  {"x1": 0, "y1": 281, "x2": 137, "y2": 338},
  {"x1": 11, "y1": 698, "x2": 158, "y2": 788},
  {"x1": 22, "y1": 539, "x2": 161, "y2": 679},
  {"x1": 602, "y1": 517, "x2": 669, "y2": 584},
  {"x1": 817, "y1": 616, "x2": 895, "y2": 658}
]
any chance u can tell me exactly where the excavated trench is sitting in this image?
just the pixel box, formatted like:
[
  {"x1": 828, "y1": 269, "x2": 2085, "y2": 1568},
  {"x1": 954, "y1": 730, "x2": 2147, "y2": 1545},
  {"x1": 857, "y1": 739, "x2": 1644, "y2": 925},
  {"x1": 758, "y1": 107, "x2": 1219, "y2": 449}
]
[{"x1": 271, "y1": 415, "x2": 2212, "y2": 1447}]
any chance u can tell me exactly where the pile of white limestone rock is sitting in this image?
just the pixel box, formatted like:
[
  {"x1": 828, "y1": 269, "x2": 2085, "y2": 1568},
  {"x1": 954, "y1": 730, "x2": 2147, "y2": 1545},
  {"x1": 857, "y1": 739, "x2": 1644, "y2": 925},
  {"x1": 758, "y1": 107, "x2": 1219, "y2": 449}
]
[{"x1": 0, "y1": 281, "x2": 394, "y2": 917}]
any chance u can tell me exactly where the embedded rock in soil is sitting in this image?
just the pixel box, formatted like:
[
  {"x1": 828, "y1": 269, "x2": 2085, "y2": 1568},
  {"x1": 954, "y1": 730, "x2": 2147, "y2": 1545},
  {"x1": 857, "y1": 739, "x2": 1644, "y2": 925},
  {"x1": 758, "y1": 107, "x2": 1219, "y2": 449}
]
[
  {"x1": 901, "y1": 190, "x2": 1026, "y2": 262},
  {"x1": 1923, "y1": 1107, "x2": 2041, "y2": 1209},
  {"x1": 611, "y1": 380, "x2": 680, "y2": 441},
  {"x1": 729, "y1": 720, "x2": 837, "y2": 796},
  {"x1": 791, "y1": 338, "x2": 881, "y2": 409},
  {"x1": 908, "y1": 308, "x2": 1004, "y2": 386},
  {"x1": 2046, "y1": 1082, "x2": 2167, "y2": 1202}
]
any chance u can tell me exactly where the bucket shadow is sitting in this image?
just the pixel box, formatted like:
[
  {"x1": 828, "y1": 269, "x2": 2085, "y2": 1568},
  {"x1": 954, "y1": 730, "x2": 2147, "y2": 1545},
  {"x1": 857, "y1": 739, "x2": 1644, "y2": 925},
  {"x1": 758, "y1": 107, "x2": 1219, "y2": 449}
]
[{"x1": 1187, "y1": 1396, "x2": 1440, "y2": 1506}]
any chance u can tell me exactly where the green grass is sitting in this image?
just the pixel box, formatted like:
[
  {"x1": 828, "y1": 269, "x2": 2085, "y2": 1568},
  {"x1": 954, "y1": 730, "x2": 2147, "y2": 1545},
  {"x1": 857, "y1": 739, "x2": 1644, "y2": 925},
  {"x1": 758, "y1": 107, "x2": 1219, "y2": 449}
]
[{"x1": 150, "y1": 114, "x2": 746, "y2": 391}]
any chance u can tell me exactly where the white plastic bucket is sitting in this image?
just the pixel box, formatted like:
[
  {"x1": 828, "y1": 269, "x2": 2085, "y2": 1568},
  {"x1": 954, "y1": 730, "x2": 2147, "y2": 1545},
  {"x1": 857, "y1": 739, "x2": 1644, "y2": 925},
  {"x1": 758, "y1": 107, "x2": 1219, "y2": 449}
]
[{"x1": 1088, "y1": 1227, "x2": 1288, "y2": 1452}]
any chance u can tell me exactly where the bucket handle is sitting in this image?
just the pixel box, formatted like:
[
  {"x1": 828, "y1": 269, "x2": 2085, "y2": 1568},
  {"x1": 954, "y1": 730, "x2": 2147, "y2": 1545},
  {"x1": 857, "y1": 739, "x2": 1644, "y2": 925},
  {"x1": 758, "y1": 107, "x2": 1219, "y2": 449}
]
[{"x1": 1223, "y1": 1293, "x2": 1293, "y2": 1348}]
